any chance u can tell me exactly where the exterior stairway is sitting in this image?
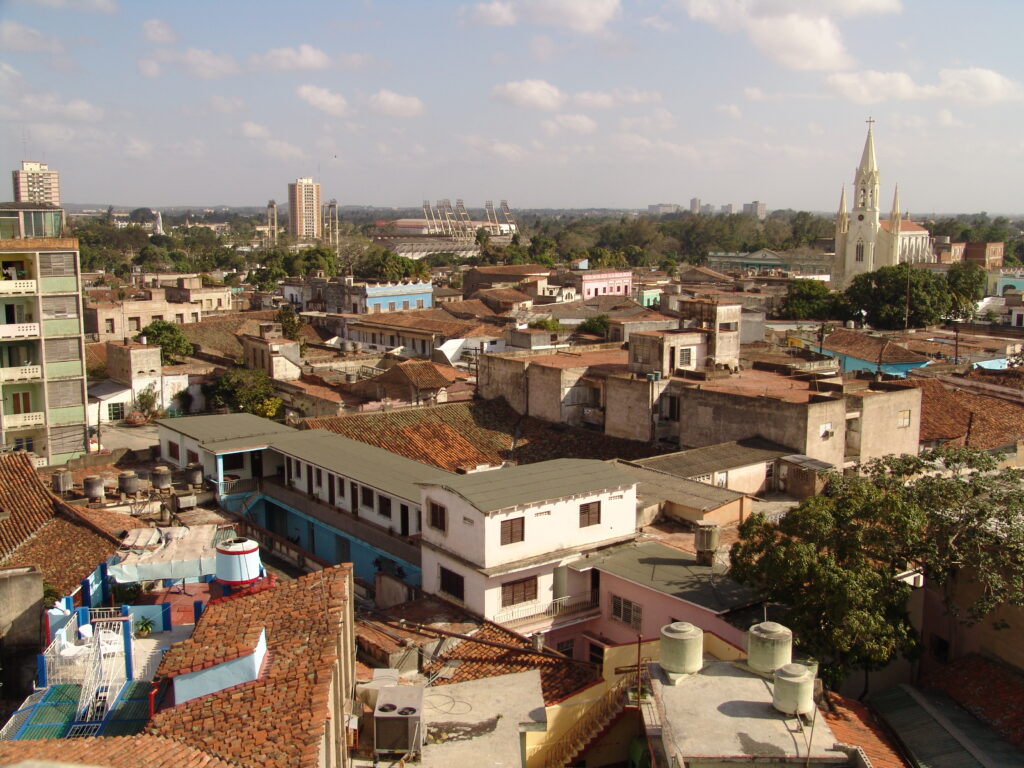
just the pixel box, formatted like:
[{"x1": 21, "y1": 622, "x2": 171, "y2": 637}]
[{"x1": 535, "y1": 674, "x2": 636, "y2": 768}]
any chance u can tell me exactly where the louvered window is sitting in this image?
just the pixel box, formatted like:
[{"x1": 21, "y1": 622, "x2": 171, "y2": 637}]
[
  {"x1": 38, "y1": 252, "x2": 77, "y2": 277},
  {"x1": 44, "y1": 338, "x2": 80, "y2": 362},
  {"x1": 49, "y1": 426, "x2": 86, "y2": 454},
  {"x1": 500, "y1": 517, "x2": 524, "y2": 545},
  {"x1": 47, "y1": 379, "x2": 83, "y2": 407},
  {"x1": 611, "y1": 595, "x2": 642, "y2": 629},
  {"x1": 501, "y1": 576, "x2": 537, "y2": 607},
  {"x1": 579, "y1": 501, "x2": 601, "y2": 527},
  {"x1": 41, "y1": 295, "x2": 79, "y2": 319}
]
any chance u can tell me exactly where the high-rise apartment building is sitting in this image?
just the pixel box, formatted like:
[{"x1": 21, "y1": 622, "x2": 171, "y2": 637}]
[
  {"x1": 0, "y1": 202, "x2": 88, "y2": 465},
  {"x1": 287, "y1": 177, "x2": 321, "y2": 240},
  {"x1": 12, "y1": 162, "x2": 60, "y2": 207}
]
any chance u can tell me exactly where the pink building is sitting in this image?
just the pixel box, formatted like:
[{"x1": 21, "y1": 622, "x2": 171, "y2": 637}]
[{"x1": 567, "y1": 268, "x2": 633, "y2": 299}]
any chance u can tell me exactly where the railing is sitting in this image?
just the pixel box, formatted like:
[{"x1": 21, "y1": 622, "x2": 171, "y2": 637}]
[
  {"x1": 3, "y1": 411, "x2": 45, "y2": 428},
  {"x1": 0, "y1": 280, "x2": 37, "y2": 294},
  {"x1": 493, "y1": 591, "x2": 599, "y2": 626},
  {"x1": 0, "y1": 323, "x2": 40, "y2": 339},
  {"x1": 0, "y1": 364, "x2": 41, "y2": 381},
  {"x1": 75, "y1": 617, "x2": 128, "y2": 722}
]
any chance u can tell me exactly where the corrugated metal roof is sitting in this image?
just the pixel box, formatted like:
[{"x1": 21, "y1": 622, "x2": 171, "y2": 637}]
[
  {"x1": 155, "y1": 413, "x2": 295, "y2": 445},
  {"x1": 421, "y1": 458, "x2": 635, "y2": 513},
  {"x1": 635, "y1": 438, "x2": 791, "y2": 478}
]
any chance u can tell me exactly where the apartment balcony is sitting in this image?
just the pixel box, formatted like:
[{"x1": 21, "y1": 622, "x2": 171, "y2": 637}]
[
  {"x1": 4, "y1": 411, "x2": 45, "y2": 429},
  {"x1": 0, "y1": 280, "x2": 37, "y2": 295},
  {"x1": 0, "y1": 322, "x2": 40, "y2": 339},
  {"x1": 492, "y1": 591, "x2": 600, "y2": 633},
  {"x1": 0, "y1": 364, "x2": 42, "y2": 382}
]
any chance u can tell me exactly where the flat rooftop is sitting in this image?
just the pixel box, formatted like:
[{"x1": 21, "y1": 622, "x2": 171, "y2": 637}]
[
  {"x1": 155, "y1": 413, "x2": 295, "y2": 447},
  {"x1": 691, "y1": 367, "x2": 842, "y2": 404},
  {"x1": 634, "y1": 438, "x2": 791, "y2": 478},
  {"x1": 651, "y1": 661, "x2": 846, "y2": 763},
  {"x1": 497, "y1": 348, "x2": 628, "y2": 369}
]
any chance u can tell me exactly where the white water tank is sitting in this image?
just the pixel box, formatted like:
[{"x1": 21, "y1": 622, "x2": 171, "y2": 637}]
[
  {"x1": 215, "y1": 537, "x2": 262, "y2": 586},
  {"x1": 659, "y1": 622, "x2": 703, "y2": 675},
  {"x1": 747, "y1": 621, "x2": 792, "y2": 675},
  {"x1": 772, "y1": 662, "x2": 815, "y2": 715}
]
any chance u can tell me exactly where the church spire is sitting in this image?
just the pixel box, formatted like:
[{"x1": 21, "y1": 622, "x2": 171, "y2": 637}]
[
  {"x1": 890, "y1": 184, "x2": 901, "y2": 227},
  {"x1": 837, "y1": 185, "x2": 849, "y2": 233},
  {"x1": 853, "y1": 117, "x2": 880, "y2": 213},
  {"x1": 859, "y1": 117, "x2": 877, "y2": 175}
]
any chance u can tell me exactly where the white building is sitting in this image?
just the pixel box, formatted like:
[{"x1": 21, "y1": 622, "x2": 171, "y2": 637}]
[
  {"x1": 287, "y1": 177, "x2": 321, "y2": 240},
  {"x1": 12, "y1": 161, "x2": 60, "y2": 207},
  {"x1": 418, "y1": 459, "x2": 637, "y2": 627},
  {"x1": 87, "y1": 340, "x2": 191, "y2": 426}
]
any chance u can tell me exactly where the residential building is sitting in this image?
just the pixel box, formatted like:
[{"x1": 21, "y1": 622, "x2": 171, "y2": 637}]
[
  {"x1": 161, "y1": 275, "x2": 233, "y2": 311},
  {"x1": 12, "y1": 161, "x2": 60, "y2": 207},
  {"x1": 835, "y1": 122, "x2": 933, "y2": 287},
  {"x1": 720, "y1": 203, "x2": 735, "y2": 214},
  {"x1": 418, "y1": 459, "x2": 638, "y2": 628},
  {"x1": 557, "y1": 268, "x2": 633, "y2": 299},
  {"x1": 87, "y1": 339, "x2": 190, "y2": 424},
  {"x1": 287, "y1": 177, "x2": 321, "y2": 240},
  {"x1": 741, "y1": 200, "x2": 767, "y2": 219},
  {"x1": 240, "y1": 322, "x2": 302, "y2": 381},
  {"x1": 462, "y1": 263, "x2": 551, "y2": 296},
  {"x1": 648, "y1": 203, "x2": 679, "y2": 216},
  {"x1": 324, "y1": 276, "x2": 434, "y2": 314},
  {"x1": 790, "y1": 327, "x2": 932, "y2": 377},
  {"x1": 689, "y1": 197, "x2": 701, "y2": 214},
  {"x1": 84, "y1": 288, "x2": 204, "y2": 341},
  {"x1": 964, "y1": 241, "x2": 1004, "y2": 269},
  {"x1": 632, "y1": 437, "x2": 791, "y2": 495},
  {"x1": 343, "y1": 310, "x2": 503, "y2": 362},
  {"x1": 0, "y1": 202, "x2": 88, "y2": 465}
]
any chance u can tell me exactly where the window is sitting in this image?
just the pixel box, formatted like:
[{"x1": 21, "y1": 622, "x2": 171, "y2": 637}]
[
  {"x1": 337, "y1": 476, "x2": 345, "y2": 498},
  {"x1": 501, "y1": 576, "x2": 538, "y2": 607},
  {"x1": 37, "y1": 252, "x2": 76, "y2": 277},
  {"x1": 361, "y1": 486, "x2": 374, "y2": 509},
  {"x1": 378, "y1": 496, "x2": 392, "y2": 518},
  {"x1": 49, "y1": 426, "x2": 84, "y2": 455},
  {"x1": 855, "y1": 242, "x2": 865, "y2": 262},
  {"x1": 47, "y1": 380, "x2": 83, "y2": 408},
  {"x1": 388, "y1": 302, "x2": 397, "y2": 311},
  {"x1": 678, "y1": 348, "x2": 692, "y2": 367},
  {"x1": 661, "y1": 395, "x2": 680, "y2": 422},
  {"x1": 187, "y1": 450, "x2": 199, "y2": 464},
  {"x1": 896, "y1": 409, "x2": 911, "y2": 428},
  {"x1": 107, "y1": 402, "x2": 125, "y2": 421},
  {"x1": 556, "y1": 639, "x2": 575, "y2": 658},
  {"x1": 588, "y1": 642, "x2": 604, "y2": 665},
  {"x1": 41, "y1": 295, "x2": 79, "y2": 319},
  {"x1": 175, "y1": 314, "x2": 184, "y2": 324},
  {"x1": 820, "y1": 422, "x2": 834, "y2": 438},
  {"x1": 439, "y1": 566, "x2": 464, "y2": 601},
  {"x1": 315, "y1": 468, "x2": 323, "y2": 486},
  {"x1": 104, "y1": 318, "x2": 115, "y2": 333},
  {"x1": 13, "y1": 436, "x2": 34, "y2": 452},
  {"x1": 429, "y1": 501, "x2": 447, "y2": 532},
  {"x1": 500, "y1": 517, "x2": 525, "y2": 545},
  {"x1": 579, "y1": 501, "x2": 601, "y2": 527},
  {"x1": 416, "y1": 299, "x2": 424, "y2": 309},
  {"x1": 151, "y1": 315, "x2": 163, "y2": 322},
  {"x1": 611, "y1": 595, "x2": 642, "y2": 629},
  {"x1": 402, "y1": 301, "x2": 410, "y2": 310},
  {"x1": 128, "y1": 317, "x2": 141, "y2": 331},
  {"x1": 223, "y1": 453, "x2": 244, "y2": 471},
  {"x1": 168, "y1": 441, "x2": 180, "y2": 460},
  {"x1": 45, "y1": 338, "x2": 80, "y2": 363}
]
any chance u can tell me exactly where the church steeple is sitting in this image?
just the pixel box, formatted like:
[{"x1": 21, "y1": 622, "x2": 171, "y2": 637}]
[
  {"x1": 890, "y1": 185, "x2": 901, "y2": 227},
  {"x1": 853, "y1": 118, "x2": 880, "y2": 214},
  {"x1": 859, "y1": 119, "x2": 877, "y2": 175},
  {"x1": 837, "y1": 185, "x2": 849, "y2": 234}
]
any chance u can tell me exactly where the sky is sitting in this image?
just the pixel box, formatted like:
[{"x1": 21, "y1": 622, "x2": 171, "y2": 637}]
[{"x1": 1, "y1": 0, "x2": 1023, "y2": 213}]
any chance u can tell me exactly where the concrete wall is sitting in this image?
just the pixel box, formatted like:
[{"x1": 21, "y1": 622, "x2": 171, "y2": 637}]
[
  {"x1": 849, "y1": 386, "x2": 921, "y2": 463},
  {"x1": 604, "y1": 376, "x2": 660, "y2": 442},
  {"x1": 663, "y1": 495, "x2": 751, "y2": 526},
  {"x1": 173, "y1": 628, "x2": 267, "y2": 705},
  {"x1": 0, "y1": 566, "x2": 44, "y2": 699},
  {"x1": 106, "y1": 343, "x2": 161, "y2": 385},
  {"x1": 528, "y1": 364, "x2": 573, "y2": 424}
]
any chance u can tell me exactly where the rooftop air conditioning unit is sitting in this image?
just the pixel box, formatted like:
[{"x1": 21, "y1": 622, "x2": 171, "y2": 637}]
[{"x1": 374, "y1": 685, "x2": 424, "y2": 757}]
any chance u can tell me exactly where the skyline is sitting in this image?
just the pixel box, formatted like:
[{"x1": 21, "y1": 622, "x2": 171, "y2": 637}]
[{"x1": 1, "y1": 1, "x2": 1023, "y2": 213}]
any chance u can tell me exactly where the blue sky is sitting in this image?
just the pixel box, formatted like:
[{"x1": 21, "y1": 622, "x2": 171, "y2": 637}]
[{"x1": 1, "y1": 0, "x2": 1022, "y2": 213}]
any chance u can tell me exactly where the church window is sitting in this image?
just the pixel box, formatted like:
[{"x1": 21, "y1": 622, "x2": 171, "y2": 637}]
[{"x1": 855, "y1": 242, "x2": 865, "y2": 262}]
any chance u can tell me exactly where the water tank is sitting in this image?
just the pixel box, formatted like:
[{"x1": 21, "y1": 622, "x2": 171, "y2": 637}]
[
  {"x1": 118, "y1": 471, "x2": 139, "y2": 495},
  {"x1": 151, "y1": 466, "x2": 172, "y2": 490},
  {"x1": 185, "y1": 463, "x2": 203, "y2": 486},
  {"x1": 659, "y1": 621, "x2": 703, "y2": 675},
  {"x1": 747, "y1": 621, "x2": 792, "y2": 675},
  {"x1": 83, "y1": 475, "x2": 105, "y2": 501},
  {"x1": 215, "y1": 537, "x2": 262, "y2": 586},
  {"x1": 51, "y1": 470, "x2": 72, "y2": 494},
  {"x1": 772, "y1": 662, "x2": 815, "y2": 715},
  {"x1": 694, "y1": 522, "x2": 721, "y2": 566}
]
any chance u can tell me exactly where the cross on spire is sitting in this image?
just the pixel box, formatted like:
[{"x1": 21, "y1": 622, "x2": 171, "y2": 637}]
[{"x1": 866, "y1": 116, "x2": 875, "y2": 128}]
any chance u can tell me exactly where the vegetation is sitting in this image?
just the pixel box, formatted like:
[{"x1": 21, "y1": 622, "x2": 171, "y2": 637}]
[
  {"x1": 528, "y1": 317, "x2": 562, "y2": 332},
  {"x1": 205, "y1": 368, "x2": 282, "y2": 419},
  {"x1": 576, "y1": 314, "x2": 611, "y2": 337},
  {"x1": 137, "y1": 319, "x2": 193, "y2": 363},
  {"x1": 730, "y1": 447, "x2": 1024, "y2": 689},
  {"x1": 844, "y1": 264, "x2": 952, "y2": 329},
  {"x1": 779, "y1": 279, "x2": 846, "y2": 321},
  {"x1": 275, "y1": 303, "x2": 302, "y2": 341},
  {"x1": 134, "y1": 386, "x2": 157, "y2": 419},
  {"x1": 944, "y1": 262, "x2": 987, "y2": 320}
]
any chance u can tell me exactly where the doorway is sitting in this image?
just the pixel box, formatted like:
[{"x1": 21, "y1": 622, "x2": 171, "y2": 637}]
[{"x1": 399, "y1": 504, "x2": 410, "y2": 537}]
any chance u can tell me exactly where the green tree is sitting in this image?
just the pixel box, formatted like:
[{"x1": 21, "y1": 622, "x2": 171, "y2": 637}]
[
  {"x1": 276, "y1": 303, "x2": 302, "y2": 341},
  {"x1": 528, "y1": 317, "x2": 562, "y2": 332},
  {"x1": 137, "y1": 320, "x2": 193, "y2": 364},
  {"x1": 779, "y1": 279, "x2": 837, "y2": 320},
  {"x1": 207, "y1": 368, "x2": 282, "y2": 418},
  {"x1": 845, "y1": 263, "x2": 953, "y2": 329},
  {"x1": 730, "y1": 448, "x2": 1024, "y2": 689},
  {"x1": 945, "y1": 262, "x2": 986, "y2": 320},
  {"x1": 576, "y1": 314, "x2": 611, "y2": 337}
]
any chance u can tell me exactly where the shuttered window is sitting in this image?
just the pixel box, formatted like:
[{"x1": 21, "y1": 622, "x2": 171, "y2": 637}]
[
  {"x1": 500, "y1": 517, "x2": 524, "y2": 545},
  {"x1": 429, "y1": 501, "x2": 447, "y2": 532},
  {"x1": 439, "y1": 567, "x2": 464, "y2": 601},
  {"x1": 46, "y1": 379, "x2": 83, "y2": 407},
  {"x1": 38, "y1": 252, "x2": 77, "y2": 277},
  {"x1": 41, "y1": 295, "x2": 79, "y2": 319},
  {"x1": 49, "y1": 426, "x2": 86, "y2": 455},
  {"x1": 611, "y1": 595, "x2": 642, "y2": 629},
  {"x1": 579, "y1": 501, "x2": 601, "y2": 527},
  {"x1": 501, "y1": 576, "x2": 537, "y2": 607},
  {"x1": 44, "y1": 338, "x2": 80, "y2": 362}
]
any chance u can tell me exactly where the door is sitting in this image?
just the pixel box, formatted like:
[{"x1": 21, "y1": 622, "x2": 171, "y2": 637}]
[
  {"x1": 328, "y1": 477, "x2": 336, "y2": 506},
  {"x1": 251, "y1": 451, "x2": 263, "y2": 479},
  {"x1": 4, "y1": 304, "x2": 14, "y2": 324},
  {"x1": 306, "y1": 470, "x2": 314, "y2": 495},
  {"x1": 12, "y1": 392, "x2": 30, "y2": 414},
  {"x1": 399, "y1": 504, "x2": 409, "y2": 537},
  {"x1": 590, "y1": 568, "x2": 600, "y2": 601},
  {"x1": 669, "y1": 346, "x2": 676, "y2": 373}
]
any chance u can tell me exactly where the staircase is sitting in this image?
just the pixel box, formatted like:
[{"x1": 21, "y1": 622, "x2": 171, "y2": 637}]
[{"x1": 534, "y1": 674, "x2": 635, "y2": 768}]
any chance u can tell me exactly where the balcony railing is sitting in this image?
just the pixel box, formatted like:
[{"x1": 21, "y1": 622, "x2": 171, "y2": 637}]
[
  {"x1": 0, "y1": 323, "x2": 40, "y2": 339},
  {"x1": 0, "y1": 280, "x2": 37, "y2": 295},
  {"x1": 492, "y1": 591, "x2": 599, "y2": 627},
  {"x1": 0, "y1": 365, "x2": 41, "y2": 382},
  {"x1": 4, "y1": 411, "x2": 45, "y2": 428}
]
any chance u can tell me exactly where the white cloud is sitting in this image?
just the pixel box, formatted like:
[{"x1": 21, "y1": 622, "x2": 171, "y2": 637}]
[
  {"x1": 573, "y1": 87, "x2": 661, "y2": 109},
  {"x1": 137, "y1": 58, "x2": 161, "y2": 78},
  {"x1": 297, "y1": 84, "x2": 348, "y2": 117},
  {"x1": 209, "y1": 94, "x2": 244, "y2": 114},
  {"x1": 462, "y1": 134, "x2": 525, "y2": 160},
  {"x1": 744, "y1": 86, "x2": 767, "y2": 101},
  {"x1": 619, "y1": 108, "x2": 676, "y2": 133},
  {"x1": 0, "y1": 20, "x2": 64, "y2": 54},
  {"x1": 250, "y1": 44, "x2": 331, "y2": 71},
  {"x1": 171, "y1": 138, "x2": 207, "y2": 158},
  {"x1": 142, "y1": 19, "x2": 177, "y2": 44},
  {"x1": 639, "y1": 16, "x2": 673, "y2": 31},
  {"x1": 717, "y1": 103, "x2": 742, "y2": 119},
  {"x1": 20, "y1": 92, "x2": 103, "y2": 121},
  {"x1": 369, "y1": 89, "x2": 425, "y2": 117},
  {"x1": 937, "y1": 109, "x2": 962, "y2": 127},
  {"x1": 263, "y1": 139, "x2": 306, "y2": 160},
  {"x1": 241, "y1": 122, "x2": 271, "y2": 139},
  {"x1": 826, "y1": 68, "x2": 1023, "y2": 104},
  {"x1": 542, "y1": 113, "x2": 597, "y2": 136},
  {"x1": 176, "y1": 48, "x2": 240, "y2": 79},
  {"x1": 16, "y1": 0, "x2": 117, "y2": 12},
  {"x1": 125, "y1": 138, "x2": 152, "y2": 159},
  {"x1": 530, "y1": 35, "x2": 557, "y2": 61},
  {"x1": 684, "y1": 0, "x2": 902, "y2": 71},
  {"x1": 336, "y1": 52, "x2": 374, "y2": 70},
  {"x1": 466, "y1": 0, "x2": 620, "y2": 34},
  {"x1": 0, "y1": 63, "x2": 26, "y2": 96},
  {"x1": 493, "y1": 79, "x2": 565, "y2": 111}
]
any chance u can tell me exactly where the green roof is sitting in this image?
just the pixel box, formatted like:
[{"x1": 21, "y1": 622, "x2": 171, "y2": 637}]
[
  {"x1": 421, "y1": 458, "x2": 635, "y2": 513},
  {"x1": 156, "y1": 414, "x2": 295, "y2": 448},
  {"x1": 269, "y1": 429, "x2": 451, "y2": 502}
]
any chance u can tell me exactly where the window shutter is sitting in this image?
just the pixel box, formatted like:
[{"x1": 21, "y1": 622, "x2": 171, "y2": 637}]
[
  {"x1": 44, "y1": 338, "x2": 80, "y2": 362},
  {"x1": 38, "y1": 252, "x2": 77, "y2": 277},
  {"x1": 41, "y1": 295, "x2": 79, "y2": 319},
  {"x1": 49, "y1": 425, "x2": 86, "y2": 454},
  {"x1": 47, "y1": 379, "x2": 83, "y2": 408}
]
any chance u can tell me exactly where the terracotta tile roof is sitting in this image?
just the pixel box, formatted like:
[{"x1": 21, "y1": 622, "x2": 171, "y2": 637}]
[
  {"x1": 301, "y1": 400, "x2": 665, "y2": 469},
  {"x1": 373, "y1": 359, "x2": 462, "y2": 390},
  {"x1": 880, "y1": 219, "x2": 929, "y2": 233},
  {"x1": 350, "y1": 310, "x2": 476, "y2": 337},
  {"x1": 0, "y1": 454, "x2": 123, "y2": 594},
  {"x1": 440, "y1": 299, "x2": 499, "y2": 318},
  {"x1": 85, "y1": 340, "x2": 108, "y2": 371},
  {"x1": 823, "y1": 329, "x2": 929, "y2": 364},
  {"x1": 921, "y1": 654, "x2": 1024, "y2": 750},
  {"x1": 422, "y1": 622, "x2": 598, "y2": 705},
  {"x1": 0, "y1": 734, "x2": 238, "y2": 768},
  {"x1": 678, "y1": 265, "x2": 735, "y2": 282},
  {"x1": 149, "y1": 565, "x2": 352, "y2": 768},
  {"x1": 286, "y1": 378, "x2": 344, "y2": 404},
  {"x1": 904, "y1": 378, "x2": 1024, "y2": 449},
  {"x1": 961, "y1": 366, "x2": 1024, "y2": 392},
  {"x1": 473, "y1": 287, "x2": 533, "y2": 303},
  {"x1": 180, "y1": 310, "x2": 279, "y2": 357},
  {"x1": 903, "y1": 378, "x2": 970, "y2": 443},
  {"x1": 822, "y1": 694, "x2": 910, "y2": 768},
  {"x1": 468, "y1": 264, "x2": 551, "y2": 276}
]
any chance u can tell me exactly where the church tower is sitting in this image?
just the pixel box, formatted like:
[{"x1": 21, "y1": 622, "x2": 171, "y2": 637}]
[{"x1": 836, "y1": 120, "x2": 882, "y2": 287}]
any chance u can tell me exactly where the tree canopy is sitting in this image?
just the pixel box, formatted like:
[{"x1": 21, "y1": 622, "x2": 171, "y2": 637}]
[
  {"x1": 275, "y1": 302, "x2": 302, "y2": 341},
  {"x1": 205, "y1": 368, "x2": 282, "y2": 419},
  {"x1": 730, "y1": 447, "x2": 1024, "y2": 688},
  {"x1": 137, "y1": 320, "x2": 193, "y2": 364},
  {"x1": 845, "y1": 263, "x2": 953, "y2": 329},
  {"x1": 779, "y1": 279, "x2": 847, "y2": 320}
]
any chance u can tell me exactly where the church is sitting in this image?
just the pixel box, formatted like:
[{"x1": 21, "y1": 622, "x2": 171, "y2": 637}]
[{"x1": 834, "y1": 121, "x2": 933, "y2": 288}]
